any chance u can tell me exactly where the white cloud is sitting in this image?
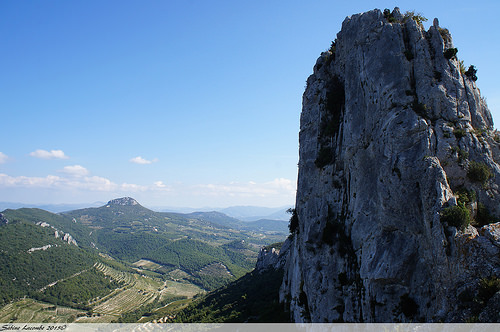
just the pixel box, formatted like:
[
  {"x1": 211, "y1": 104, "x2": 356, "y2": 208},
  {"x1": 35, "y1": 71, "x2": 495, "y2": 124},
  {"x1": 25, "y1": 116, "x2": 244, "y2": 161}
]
[
  {"x1": 30, "y1": 149, "x2": 69, "y2": 160},
  {"x1": 194, "y1": 178, "x2": 296, "y2": 198},
  {"x1": 0, "y1": 173, "x2": 62, "y2": 187},
  {"x1": 0, "y1": 152, "x2": 8, "y2": 164},
  {"x1": 0, "y1": 170, "x2": 295, "y2": 208},
  {"x1": 129, "y1": 156, "x2": 158, "y2": 165},
  {"x1": 0, "y1": 172, "x2": 114, "y2": 191},
  {"x1": 120, "y1": 183, "x2": 148, "y2": 191},
  {"x1": 59, "y1": 165, "x2": 89, "y2": 177},
  {"x1": 72, "y1": 176, "x2": 117, "y2": 192},
  {"x1": 154, "y1": 181, "x2": 166, "y2": 188},
  {"x1": 0, "y1": 172, "x2": 152, "y2": 194}
]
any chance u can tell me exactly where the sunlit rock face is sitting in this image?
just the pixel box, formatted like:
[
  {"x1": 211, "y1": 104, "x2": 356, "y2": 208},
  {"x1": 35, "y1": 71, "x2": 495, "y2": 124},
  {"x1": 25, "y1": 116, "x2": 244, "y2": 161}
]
[
  {"x1": 107, "y1": 197, "x2": 139, "y2": 206},
  {"x1": 279, "y1": 8, "x2": 500, "y2": 322}
]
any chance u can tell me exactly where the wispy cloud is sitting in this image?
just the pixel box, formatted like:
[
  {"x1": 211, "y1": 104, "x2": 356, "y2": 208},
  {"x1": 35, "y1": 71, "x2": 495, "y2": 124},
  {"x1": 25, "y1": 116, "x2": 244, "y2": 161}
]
[
  {"x1": 59, "y1": 165, "x2": 90, "y2": 177},
  {"x1": 193, "y1": 178, "x2": 295, "y2": 198},
  {"x1": 154, "y1": 181, "x2": 167, "y2": 188},
  {"x1": 0, "y1": 173, "x2": 118, "y2": 192},
  {"x1": 0, "y1": 171, "x2": 294, "y2": 207},
  {"x1": 30, "y1": 149, "x2": 69, "y2": 160},
  {"x1": 129, "y1": 156, "x2": 158, "y2": 165},
  {"x1": 0, "y1": 173, "x2": 62, "y2": 188},
  {"x1": 0, "y1": 172, "x2": 155, "y2": 193},
  {"x1": 0, "y1": 152, "x2": 8, "y2": 164}
]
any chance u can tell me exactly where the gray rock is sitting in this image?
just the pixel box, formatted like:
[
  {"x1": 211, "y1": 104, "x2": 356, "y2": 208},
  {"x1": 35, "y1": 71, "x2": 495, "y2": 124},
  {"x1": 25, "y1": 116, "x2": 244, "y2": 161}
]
[
  {"x1": 107, "y1": 197, "x2": 139, "y2": 206},
  {"x1": 280, "y1": 8, "x2": 500, "y2": 322},
  {"x1": 255, "y1": 239, "x2": 290, "y2": 272},
  {"x1": 479, "y1": 291, "x2": 500, "y2": 322},
  {"x1": 0, "y1": 213, "x2": 8, "y2": 225}
]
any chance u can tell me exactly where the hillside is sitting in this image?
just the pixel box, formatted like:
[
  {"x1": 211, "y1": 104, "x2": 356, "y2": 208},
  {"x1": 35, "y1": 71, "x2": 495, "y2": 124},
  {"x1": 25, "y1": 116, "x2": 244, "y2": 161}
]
[
  {"x1": 62, "y1": 197, "x2": 285, "y2": 290},
  {"x1": 0, "y1": 197, "x2": 288, "y2": 322},
  {"x1": 171, "y1": 268, "x2": 288, "y2": 323},
  {"x1": 0, "y1": 211, "x2": 101, "y2": 306}
]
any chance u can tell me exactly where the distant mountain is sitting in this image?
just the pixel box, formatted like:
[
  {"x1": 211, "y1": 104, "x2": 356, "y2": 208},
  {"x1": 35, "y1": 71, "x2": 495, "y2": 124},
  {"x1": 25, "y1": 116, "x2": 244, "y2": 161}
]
[
  {"x1": 218, "y1": 206, "x2": 292, "y2": 221},
  {"x1": 243, "y1": 219, "x2": 288, "y2": 233},
  {"x1": 62, "y1": 197, "x2": 286, "y2": 290},
  {"x1": 0, "y1": 200, "x2": 293, "y2": 221},
  {"x1": 0, "y1": 201, "x2": 104, "y2": 213},
  {"x1": 184, "y1": 211, "x2": 242, "y2": 228},
  {"x1": 183, "y1": 211, "x2": 289, "y2": 233}
]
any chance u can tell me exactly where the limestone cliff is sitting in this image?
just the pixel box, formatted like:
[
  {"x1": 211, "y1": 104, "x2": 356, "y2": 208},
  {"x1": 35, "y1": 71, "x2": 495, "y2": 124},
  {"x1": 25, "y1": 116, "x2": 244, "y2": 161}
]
[
  {"x1": 255, "y1": 241, "x2": 290, "y2": 272},
  {"x1": 280, "y1": 8, "x2": 500, "y2": 322}
]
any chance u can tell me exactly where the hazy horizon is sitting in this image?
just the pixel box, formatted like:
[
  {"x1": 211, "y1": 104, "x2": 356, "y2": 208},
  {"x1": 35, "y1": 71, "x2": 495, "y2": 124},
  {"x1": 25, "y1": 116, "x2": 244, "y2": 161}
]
[{"x1": 0, "y1": 197, "x2": 293, "y2": 214}]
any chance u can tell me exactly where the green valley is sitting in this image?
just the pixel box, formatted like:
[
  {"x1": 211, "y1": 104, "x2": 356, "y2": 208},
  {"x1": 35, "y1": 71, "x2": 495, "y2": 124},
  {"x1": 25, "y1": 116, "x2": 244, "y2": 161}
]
[{"x1": 0, "y1": 197, "x2": 288, "y2": 323}]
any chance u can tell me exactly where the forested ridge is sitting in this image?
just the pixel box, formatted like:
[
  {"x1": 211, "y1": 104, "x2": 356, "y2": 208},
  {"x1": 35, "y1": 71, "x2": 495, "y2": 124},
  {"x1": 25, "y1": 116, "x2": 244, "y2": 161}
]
[
  {"x1": 0, "y1": 218, "x2": 98, "y2": 305},
  {"x1": 0, "y1": 201, "x2": 287, "y2": 322}
]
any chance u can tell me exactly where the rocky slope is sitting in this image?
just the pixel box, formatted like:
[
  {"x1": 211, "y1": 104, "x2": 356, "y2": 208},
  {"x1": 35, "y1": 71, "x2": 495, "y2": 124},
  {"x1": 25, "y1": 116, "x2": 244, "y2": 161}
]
[
  {"x1": 107, "y1": 197, "x2": 139, "y2": 206},
  {"x1": 279, "y1": 8, "x2": 500, "y2": 322}
]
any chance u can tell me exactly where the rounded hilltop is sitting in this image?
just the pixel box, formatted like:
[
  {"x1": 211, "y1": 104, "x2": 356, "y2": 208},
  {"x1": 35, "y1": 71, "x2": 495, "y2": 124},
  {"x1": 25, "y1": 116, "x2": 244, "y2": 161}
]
[{"x1": 107, "y1": 197, "x2": 140, "y2": 206}]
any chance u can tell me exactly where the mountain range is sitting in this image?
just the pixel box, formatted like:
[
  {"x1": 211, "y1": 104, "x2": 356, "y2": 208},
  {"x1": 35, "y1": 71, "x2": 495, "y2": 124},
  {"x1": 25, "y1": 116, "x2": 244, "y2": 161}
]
[{"x1": 0, "y1": 201, "x2": 292, "y2": 221}]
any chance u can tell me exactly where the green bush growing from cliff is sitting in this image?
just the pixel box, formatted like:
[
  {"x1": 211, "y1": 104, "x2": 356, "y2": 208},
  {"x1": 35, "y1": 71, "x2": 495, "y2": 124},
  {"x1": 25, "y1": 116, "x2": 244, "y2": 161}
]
[
  {"x1": 453, "y1": 128, "x2": 466, "y2": 139},
  {"x1": 455, "y1": 187, "x2": 476, "y2": 205},
  {"x1": 441, "y1": 202, "x2": 470, "y2": 230},
  {"x1": 459, "y1": 60, "x2": 466, "y2": 75},
  {"x1": 287, "y1": 208, "x2": 299, "y2": 234},
  {"x1": 443, "y1": 48, "x2": 458, "y2": 59},
  {"x1": 478, "y1": 276, "x2": 500, "y2": 305},
  {"x1": 329, "y1": 40, "x2": 336, "y2": 53},
  {"x1": 465, "y1": 65, "x2": 478, "y2": 81},
  {"x1": 403, "y1": 11, "x2": 428, "y2": 27},
  {"x1": 438, "y1": 28, "x2": 451, "y2": 43},
  {"x1": 467, "y1": 161, "x2": 493, "y2": 185},
  {"x1": 383, "y1": 9, "x2": 398, "y2": 23},
  {"x1": 475, "y1": 203, "x2": 497, "y2": 227}
]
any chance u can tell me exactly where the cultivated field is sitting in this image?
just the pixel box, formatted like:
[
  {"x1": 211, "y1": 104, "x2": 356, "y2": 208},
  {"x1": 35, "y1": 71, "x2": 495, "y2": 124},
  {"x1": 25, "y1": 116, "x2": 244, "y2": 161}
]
[
  {"x1": 0, "y1": 262, "x2": 204, "y2": 323},
  {"x1": 0, "y1": 298, "x2": 84, "y2": 323}
]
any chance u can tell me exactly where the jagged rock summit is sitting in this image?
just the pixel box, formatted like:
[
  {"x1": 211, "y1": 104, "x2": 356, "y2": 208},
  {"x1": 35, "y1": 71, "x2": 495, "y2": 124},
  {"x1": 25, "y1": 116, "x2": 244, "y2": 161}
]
[
  {"x1": 279, "y1": 8, "x2": 500, "y2": 322},
  {"x1": 107, "y1": 197, "x2": 139, "y2": 206}
]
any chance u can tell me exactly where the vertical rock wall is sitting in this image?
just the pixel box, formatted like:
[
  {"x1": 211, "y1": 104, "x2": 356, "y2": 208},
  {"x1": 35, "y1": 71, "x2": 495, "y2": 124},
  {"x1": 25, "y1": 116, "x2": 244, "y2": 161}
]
[{"x1": 280, "y1": 8, "x2": 500, "y2": 322}]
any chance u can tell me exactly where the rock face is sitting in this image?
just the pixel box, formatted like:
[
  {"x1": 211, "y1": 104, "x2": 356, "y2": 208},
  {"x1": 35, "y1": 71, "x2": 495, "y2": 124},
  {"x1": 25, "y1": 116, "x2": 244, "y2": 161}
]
[
  {"x1": 255, "y1": 240, "x2": 290, "y2": 272},
  {"x1": 107, "y1": 197, "x2": 139, "y2": 206},
  {"x1": 280, "y1": 8, "x2": 500, "y2": 322}
]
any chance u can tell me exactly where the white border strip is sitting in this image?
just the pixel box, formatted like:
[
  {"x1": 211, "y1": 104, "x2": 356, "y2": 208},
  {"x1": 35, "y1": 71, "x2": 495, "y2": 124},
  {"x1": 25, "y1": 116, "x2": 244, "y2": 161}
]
[{"x1": 1, "y1": 323, "x2": 500, "y2": 332}]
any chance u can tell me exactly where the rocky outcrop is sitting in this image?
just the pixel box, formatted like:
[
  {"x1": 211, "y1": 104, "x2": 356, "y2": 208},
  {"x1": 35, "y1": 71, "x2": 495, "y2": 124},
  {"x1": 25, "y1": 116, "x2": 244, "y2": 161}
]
[
  {"x1": 0, "y1": 213, "x2": 8, "y2": 225},
  {"x1": 255, "y1": 240, "x2": 290, "y2": 272},
  {"x1": 107, "y1": 197, "x2": 139, "y2": 206},
  {"x1": 36, "y1": 221, "x2": 78, "y2": 246},
  {"x1": 280, "y1": 8, "x2": 500, "y2": 322}
]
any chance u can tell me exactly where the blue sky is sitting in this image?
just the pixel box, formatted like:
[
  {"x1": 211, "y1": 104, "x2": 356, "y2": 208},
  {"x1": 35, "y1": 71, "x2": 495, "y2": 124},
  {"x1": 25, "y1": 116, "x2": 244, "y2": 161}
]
[{"x1": 1, "y1": 0, "x2": 499, "y2": 208}]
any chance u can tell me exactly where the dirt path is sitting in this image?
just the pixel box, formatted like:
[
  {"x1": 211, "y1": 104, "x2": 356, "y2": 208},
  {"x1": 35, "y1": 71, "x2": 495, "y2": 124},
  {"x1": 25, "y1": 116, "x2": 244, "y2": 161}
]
[{"x1": 37, "y1": 262, "x2": 97, "y2": 292}]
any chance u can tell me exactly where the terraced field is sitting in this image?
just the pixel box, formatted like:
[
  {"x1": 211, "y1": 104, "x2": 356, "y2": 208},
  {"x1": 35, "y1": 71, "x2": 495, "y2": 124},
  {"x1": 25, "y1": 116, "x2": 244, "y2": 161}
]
[
  {"x1": 0, "y1": 262, "x2": 204, "y2": 323},
  {"x1": 74, "y1": 262, "x2": 203, "y2": 322},
  {"x1": 0, "y1": 299, "x2": 84, "y2": 323}
]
